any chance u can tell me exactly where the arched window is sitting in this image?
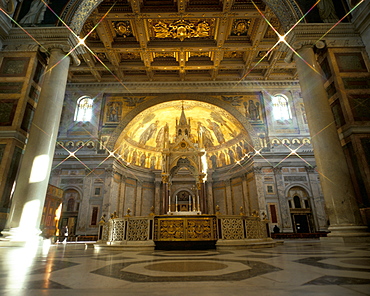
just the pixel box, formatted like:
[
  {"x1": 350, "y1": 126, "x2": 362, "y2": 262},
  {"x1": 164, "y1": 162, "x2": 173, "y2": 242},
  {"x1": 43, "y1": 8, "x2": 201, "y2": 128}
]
[
  {"x1": 74, "y1": 96, "x2": 93, "y2": 122},
  {"x1": 67, "y1": 198, "x2": 75, "y2": 212},
  {"x1": 293, "y1": 196, "x2": 302, "y2": 208},
  {"x1": 272, "y1": 94, "x2": 292, "y2": 122}
]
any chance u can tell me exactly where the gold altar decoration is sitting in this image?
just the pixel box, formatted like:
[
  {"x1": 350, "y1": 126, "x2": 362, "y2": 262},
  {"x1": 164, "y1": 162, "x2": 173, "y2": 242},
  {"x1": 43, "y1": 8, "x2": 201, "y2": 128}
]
[
  {"x1": 154, "y1": 216, "x2": 217, "y2": 241},
  {"x1": 151, "y1": 20, "x2": 211, "y2": 41},
  {"x1": 98, "y1": 215, "x2": 271, "y2": 247}
]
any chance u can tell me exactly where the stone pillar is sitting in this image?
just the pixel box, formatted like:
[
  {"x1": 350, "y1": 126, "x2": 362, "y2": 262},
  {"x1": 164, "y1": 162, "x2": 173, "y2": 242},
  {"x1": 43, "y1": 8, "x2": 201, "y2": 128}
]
[
  {"x1": 118, "y1": 177, "x2": 127, "y2": 217},
  {"x1": 274, "y1": 167, "x2": 292, "y2": 232},
  {"x1": 4, "y1": 47, "x2": 70, "y2": 241},
  {"x1": 241, "y1": 175, "x2": 251, "y2": 216},
  {"x1": 135, "y1": 182, "x2": 143, "y2": 216},
  {"x1": 206, "y1": 180, "x2": 214, "y2": 214},
  {"x1": 154, "y1": 180, "x2": 161, "y2": 215},
  {"x1": 294, "y1": 44, "x2": 369, "y2": 240},
  {"x1": 225, "y1": 180, "x2": 233, "y2": 215},
  {"x1": 254, "y1": 167, "x2": 267, "y2": 217},
  {"x1": 306, "y1": 166, "x2": 328, "y2": 232}
]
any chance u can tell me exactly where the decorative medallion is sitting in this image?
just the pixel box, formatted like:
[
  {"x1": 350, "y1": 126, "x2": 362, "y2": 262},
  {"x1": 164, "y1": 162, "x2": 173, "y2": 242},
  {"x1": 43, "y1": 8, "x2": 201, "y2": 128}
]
[
  {"x1": 231, "y1": 19, "x2": 251, "y2": 36},
  {"x1": 113, "y1": 21, "x2": 133, "y2": 37},
  {"x1": 151, "y1": 19, "x2": 211, "y2": 41}
]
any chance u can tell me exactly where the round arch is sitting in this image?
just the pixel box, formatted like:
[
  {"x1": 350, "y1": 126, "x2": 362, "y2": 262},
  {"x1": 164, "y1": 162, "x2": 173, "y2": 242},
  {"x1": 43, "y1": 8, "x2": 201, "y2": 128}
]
[
  {"x1": 284, "y1": 184, "x2": 311, "y2": 198},
  {"x1": 107, "y1": 94, "x2": 260, "y2": 151}
]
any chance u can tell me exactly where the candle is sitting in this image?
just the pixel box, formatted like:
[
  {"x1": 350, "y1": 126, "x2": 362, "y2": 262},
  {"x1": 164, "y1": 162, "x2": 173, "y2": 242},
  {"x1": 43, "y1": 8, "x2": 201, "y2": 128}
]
[{"x1": 168, "y1": 190, "x2": 171, "y2": 212}]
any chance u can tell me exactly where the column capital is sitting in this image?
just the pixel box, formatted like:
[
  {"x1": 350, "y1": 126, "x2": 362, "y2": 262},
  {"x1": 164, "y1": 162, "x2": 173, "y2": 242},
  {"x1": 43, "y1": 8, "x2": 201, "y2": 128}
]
[
  {"x1": 285, "y1": 40, "x2": 326, "y2": 64},
  {"x1": 40, "y1": 43, "x2": 81, "y2": 66}
]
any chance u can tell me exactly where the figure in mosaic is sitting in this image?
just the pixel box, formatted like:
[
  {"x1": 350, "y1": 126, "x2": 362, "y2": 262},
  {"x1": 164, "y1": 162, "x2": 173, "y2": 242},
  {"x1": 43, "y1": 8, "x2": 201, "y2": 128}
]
[
  {"x1": 139, "y1": 120, "x2": 159, "y2": 145},
  {"x1": 206, "y1": 119, "x2": 225, "y2": 144},
  {"x1": 197, "y1": 122, "x2": 214, "y2": 148}
]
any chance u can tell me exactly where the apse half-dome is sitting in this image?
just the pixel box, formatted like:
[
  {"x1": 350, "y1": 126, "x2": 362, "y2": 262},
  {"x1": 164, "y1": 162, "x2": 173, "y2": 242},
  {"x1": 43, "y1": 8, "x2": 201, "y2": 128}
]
[{"x1": 114, "y1": 100, "x2": 253, "y2": 170}]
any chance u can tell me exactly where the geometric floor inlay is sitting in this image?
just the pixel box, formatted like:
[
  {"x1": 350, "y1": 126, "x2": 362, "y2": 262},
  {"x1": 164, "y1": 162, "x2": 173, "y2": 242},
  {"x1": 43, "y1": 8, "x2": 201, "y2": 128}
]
[
  {"x1": 304, "y1": 275, "x2": 370, "y2": 285},
  {"x1": 91, "y1": 258, "x2": 282, "y2": 282}
]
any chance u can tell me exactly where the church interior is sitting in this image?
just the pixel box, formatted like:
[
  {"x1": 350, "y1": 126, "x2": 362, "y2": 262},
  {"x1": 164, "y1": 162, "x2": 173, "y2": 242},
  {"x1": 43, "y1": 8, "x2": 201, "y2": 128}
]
[{"x1": 0, "y1": 0, "x2": 369, "y2": 294}]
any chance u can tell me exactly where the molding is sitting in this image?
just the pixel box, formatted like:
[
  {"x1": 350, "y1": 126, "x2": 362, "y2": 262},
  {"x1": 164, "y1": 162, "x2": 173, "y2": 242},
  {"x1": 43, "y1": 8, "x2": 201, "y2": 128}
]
[
  {"x1": 288, "y1": 23, "x2": 363, "y2": 47},
  {"x1": 3, "y1": 27, "x2": 81, "y2": 65},
  {"x1": 66, "y1": 80, "x2": 301, "y2": 93},
  {"x1": 0, "y1": 130, "x2": 27, "y2": 144}
]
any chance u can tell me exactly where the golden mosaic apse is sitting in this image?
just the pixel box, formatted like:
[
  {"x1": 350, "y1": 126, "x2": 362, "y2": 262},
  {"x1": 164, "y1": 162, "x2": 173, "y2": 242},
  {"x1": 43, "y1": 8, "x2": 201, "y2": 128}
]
[{"x1": 115, "y1": 100, "x2": 249, "y2": 169}]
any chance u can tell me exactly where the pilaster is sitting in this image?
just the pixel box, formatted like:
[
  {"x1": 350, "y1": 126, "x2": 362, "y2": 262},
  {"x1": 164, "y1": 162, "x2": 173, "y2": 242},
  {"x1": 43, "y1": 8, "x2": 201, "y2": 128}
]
[{"x1": 273, "y1": 167, "x2": 292, "y2": 232}]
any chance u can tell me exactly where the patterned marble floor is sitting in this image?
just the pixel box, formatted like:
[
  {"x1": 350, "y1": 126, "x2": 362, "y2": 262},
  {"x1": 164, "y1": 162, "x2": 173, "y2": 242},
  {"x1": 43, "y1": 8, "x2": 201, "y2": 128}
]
[{"x1": 0, "y1": 240, "x2": 369, "y2": 296}]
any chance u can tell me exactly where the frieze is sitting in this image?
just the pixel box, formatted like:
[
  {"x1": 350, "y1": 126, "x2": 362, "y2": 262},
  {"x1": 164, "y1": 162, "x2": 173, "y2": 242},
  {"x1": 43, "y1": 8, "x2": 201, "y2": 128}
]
[
  {"x1": 61, "y1": 178, "x2": 83, "y2": 184},
  {"x1": 67, "y1": 81, "x2": 300, "y2": 91},
  {"x1": 2, "y1": 43, "x2": 39, "y2": 52},
  {"x1": 283, "y1": 176, "x2": 307, "y2": 182}
]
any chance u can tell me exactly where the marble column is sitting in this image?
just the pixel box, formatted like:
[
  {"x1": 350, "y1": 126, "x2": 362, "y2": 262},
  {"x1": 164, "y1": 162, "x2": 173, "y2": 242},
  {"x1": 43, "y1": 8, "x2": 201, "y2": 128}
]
[
  {"x1": 4, "y1": 47, "x2": 70, "y2": 241},
  {"x1": 294, "y1": 44, "x2": 369, "y2": 240},
  {"x1": 206, "y1": 180, "x2": 214, "y2": 214},
  {"x1": 225, "y1": 180, "x2": 233, "y2": 215},
  {"x1": 241, "y1": 175, "x2": 251, "y2": 216},
  {"x1": 118, "y1": 177, "x2": 127, "y2": 217},
  {"x1": 154, "y1": 180, "x2": 161, "y2": 215},
  {"x1": 135, "y1": 182, "x2": 143, "y2": 216},
  {"x1": 254, "y1": 167, "x2": 267, "y2": 217},
  {"x1": 274, "y1": 167, "x2": 292, "y2": 232}
]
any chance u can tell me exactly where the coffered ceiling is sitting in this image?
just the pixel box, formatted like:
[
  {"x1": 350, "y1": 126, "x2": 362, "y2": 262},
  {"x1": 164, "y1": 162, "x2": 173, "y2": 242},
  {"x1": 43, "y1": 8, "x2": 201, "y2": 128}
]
[{"x1": 68, "y1": 0, "x2": 297, "y2": 83}]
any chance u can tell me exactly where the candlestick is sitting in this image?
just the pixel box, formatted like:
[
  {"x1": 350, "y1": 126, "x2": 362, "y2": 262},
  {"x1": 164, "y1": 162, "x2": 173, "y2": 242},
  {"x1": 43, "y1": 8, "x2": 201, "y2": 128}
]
[{"x1": 168, "y1": 189, "x2": 171, "y2": 212}]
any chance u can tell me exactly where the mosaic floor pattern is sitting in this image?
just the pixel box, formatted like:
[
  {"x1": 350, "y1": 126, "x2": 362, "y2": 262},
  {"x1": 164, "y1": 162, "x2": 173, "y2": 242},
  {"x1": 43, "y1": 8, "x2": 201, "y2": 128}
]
[{"x1": 0, "y1": 240, "x2": 369, "y2": 296}]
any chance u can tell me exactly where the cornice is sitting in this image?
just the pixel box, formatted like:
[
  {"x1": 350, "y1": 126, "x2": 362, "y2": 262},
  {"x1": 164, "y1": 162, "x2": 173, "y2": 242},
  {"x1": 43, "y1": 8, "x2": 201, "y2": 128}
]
[
  {"x1": 288, "y1": 23, "x2": 363, "y2": 47},
  {"x1": 0, "y1": 130, "x2": 27, "y2": 144},
  {"x1": 3, "y1": 27, "x2": 81, "y2": 65},
  {"x1": 66, "y1": 80, "x2": 301, "y2": 93},
  {"x1": 4, "y1": 27, "x2": 75, "y2": 43}
]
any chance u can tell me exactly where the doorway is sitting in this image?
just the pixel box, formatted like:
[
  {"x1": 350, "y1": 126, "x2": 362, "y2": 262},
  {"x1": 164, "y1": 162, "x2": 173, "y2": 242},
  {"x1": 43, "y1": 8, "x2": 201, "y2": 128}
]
[{"x1": 292, "y1": 214, "x2": 310, "y2": 233}]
